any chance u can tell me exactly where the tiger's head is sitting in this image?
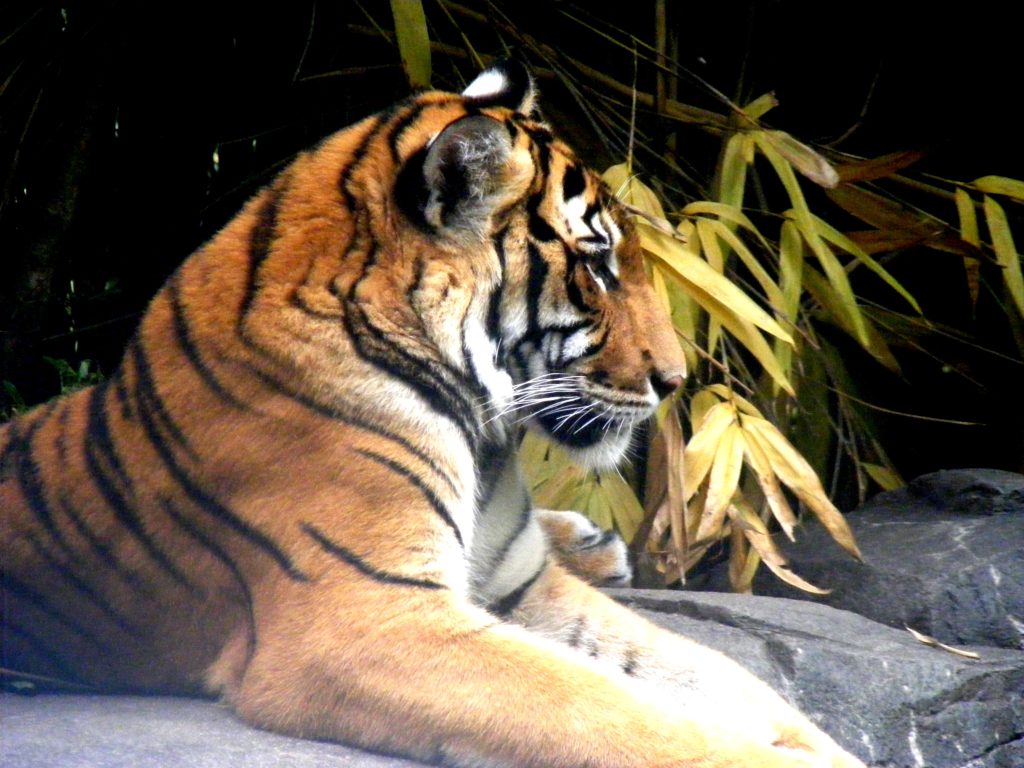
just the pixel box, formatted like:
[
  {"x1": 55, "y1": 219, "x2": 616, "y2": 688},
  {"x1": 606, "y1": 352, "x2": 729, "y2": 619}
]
[{"x1": 383, "y1": 61, "x2": 686, "y2": 470}]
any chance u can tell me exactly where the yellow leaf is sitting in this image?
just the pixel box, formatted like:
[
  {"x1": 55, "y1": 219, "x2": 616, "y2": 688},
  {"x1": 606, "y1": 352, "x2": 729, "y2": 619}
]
[
  {"x1": 696, "y1": 219, "x2": 725, "y2": 355},
  {"x1": 983, "y1": 195, "x2": 1024, "y2": 318},
  {"x1": 861, "y1": 462, "x2": 904, "y2": 491},
  {"x1": 756, "y1": 133, "x2": 869, "y2": 346},
  {"x1": 390, "y1": 0, "x2": 431, "y2": 88},
  {"x1": 802, "y1": 264, "x2": 899, "y2": 371},
  {"x1": 702, "y1": 384, "x2": 763, "y2": 417},
  {"x1": 742, "y1": 92, "x2": 779, "y2": 121},
  {"x1": 760, "y1": 130, "x2": 839, "y2": 188},
  {"x1": 593, "y1": 473, "x2": 645, "y2": 543},
  {"x1": 973, "y1": 175, "x2": 1024, "y2": 202},
  {"x1": 740, "y1": 427, "x2": 798, "y2": 540},
  {"x1": 746, "y1": 529, "x2": 830, "y2": 594},
  {"x1": 681, "y1": 201, "x2": 768, "y2": 247},
  {"x1": 602, "y1": 165, "x2": 668, "y2": 219},
  {"x1": 956, "y1": 188, "x2": 981, "y2": 308},
  {"x1": 695, "y1": 423, "x2": 744, "y2": 543},
  {"x1": 707, "y1": 218, "x2": 786, "y2": 314},
  {"x1": 641, "y1": 226, "x2": 793, "y2": 343},
  {"x1": 689, "y1": 387, "x2": 722, "y2": 432},
  {"x1": 728, "y1": 525, "x2": 757, "y2": 593},
  {"x1": 683, "y1": 401, "x2": 737, "y2": 500},
  {"x1": 810, "y1": 212, "x2": 921, "y2": 314},
  {"x1": 728, "y1": 497, "x2": 830, "y2": 594},
  {"x1": 715, "y1": 132, "x2": 749, "y2": 209},
  {"x1": 742, "y1": 415, "x2": 863, "y2": 560}
]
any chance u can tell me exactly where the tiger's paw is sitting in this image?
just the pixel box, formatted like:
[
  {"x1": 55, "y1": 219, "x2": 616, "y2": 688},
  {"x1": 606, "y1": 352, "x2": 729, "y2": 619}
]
[{"x1": 535, "y1": 509, "x2": 631, "y2": 587}]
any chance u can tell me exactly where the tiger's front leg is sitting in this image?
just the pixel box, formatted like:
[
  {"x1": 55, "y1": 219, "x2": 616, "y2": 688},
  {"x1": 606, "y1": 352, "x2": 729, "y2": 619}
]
[
  {"x1": 495, "y1": 555, "x2": 867, "y2": 768},
  {"x1": 212, "y1": 562, "x2": 849, "y2": 768}
]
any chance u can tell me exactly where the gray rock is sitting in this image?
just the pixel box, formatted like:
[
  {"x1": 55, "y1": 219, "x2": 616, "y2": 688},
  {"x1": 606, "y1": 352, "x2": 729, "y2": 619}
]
[
  {"x1": 618, "y1": 590, "x2": 1024, "y2": 768},
  {"x1": 3, "y1": 591, "x2": 1022, "y2": 768},
  {"x1": 690, "y1": 469, "x2": 1024, "y2": 650},
  {"x1": 0, "y1": 693, "x2": 421, "y2": 768}
]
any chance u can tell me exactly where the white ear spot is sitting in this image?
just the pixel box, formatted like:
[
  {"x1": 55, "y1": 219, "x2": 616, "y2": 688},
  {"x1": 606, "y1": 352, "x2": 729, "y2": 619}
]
[{"x1": 462, "y1": 70, "x2": 509, "y2": 100}]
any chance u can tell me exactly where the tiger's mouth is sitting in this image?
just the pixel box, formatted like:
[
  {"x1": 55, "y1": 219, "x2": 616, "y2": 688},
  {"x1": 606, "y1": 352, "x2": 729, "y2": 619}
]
[
  {"x1": 497, "y1": 372, "x2": 651, "y2": 468},
  {"x1": 532, "y1": 393, "x2": 645, "y2": 449}
]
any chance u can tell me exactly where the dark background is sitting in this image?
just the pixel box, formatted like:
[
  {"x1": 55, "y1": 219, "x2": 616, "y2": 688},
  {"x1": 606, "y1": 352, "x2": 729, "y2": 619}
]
[{"x1": 2, "y1": 1, "x2": 1021, "y2": 489}]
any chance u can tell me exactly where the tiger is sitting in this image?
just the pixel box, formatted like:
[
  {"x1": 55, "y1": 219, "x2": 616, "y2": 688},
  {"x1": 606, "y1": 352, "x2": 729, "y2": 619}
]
[{"x1": 0, "y1": 60, "x2": 865, "y2": 768}]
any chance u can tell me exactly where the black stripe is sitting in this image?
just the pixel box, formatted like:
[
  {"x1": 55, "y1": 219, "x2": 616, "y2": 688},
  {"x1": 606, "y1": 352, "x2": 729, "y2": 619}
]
[
  {"x1": 343, "y1": 294, "x2": 478, "y2": 451},
  {"x1": 302, "y1": 523, "x2": 446, "y2": 590},
  {"x1": 159, "y1": 497, "x2": 258, "y2": 662},
  {"x1": 356, "y1": 448, "x2": 463, "y2": 547},
  {"x1": 26, "y1": 533, "x2": 141, "y2": 637},
  {"x1": 2, "y1": 573, "x2": 106, "y2": 649},
  {"x1": 576, "y1": 318, "x2": 610, "y2": 361},
  {"x1": 13, "y1": 404, "x2": 82, "y2": 564},
  {"x1": 239, "y1": 187, "x2": 283, "y2": 327},
  {"x1": 4, "y1": 621, "x2": 80, "y2": 682},
  {"x1": 489, "y1": 562, "x2": 545, "y2": 617},
  {"x1": 525, "y1": 241, "x2": 549, "y2": 340},
  {"x1": 562, "y1": 164, "x2": 586, "y2": 201},
  {"x1": 130, "y1": 338, "x2": 198, "y2": 461},
  {"x1": 488, "y1": 503, "x2": 533, "y2": 570},
  {"x1": 57, "y1": 490, "x2": 149, "y2": 592},
  {"x1": 169, "y1": 272, "x2": 253, "y2": 413},
  {"x1": 527, "y1": 195, "x2": 557, "y2": 242},
  {"x1": 113, "y1": 368, "x2": 134, "y2": 422},
  {"x1": 84, "y1": 379, "x2": 201, "y2": 595},
  {"x1": 123, "y1": 362, "x2": 308, "y2": 582}
]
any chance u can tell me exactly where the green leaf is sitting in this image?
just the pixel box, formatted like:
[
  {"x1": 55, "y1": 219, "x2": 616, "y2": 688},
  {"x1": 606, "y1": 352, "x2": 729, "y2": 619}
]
[
  {"x1": 715, "y1": 132, "x2": 749, "y2": 208},
  {"x1": 810, "y1": 212, "x2": 922, "y2": 314},
  {"x1": 973, "y1": 175, "x2": 1024, "y2": 202},
  {"x1": 390, "y1": 0, "x2": 431, "y2": 88},
  {"x1": 984, "y1": 195, "x2": 1024, "y2": 318}
]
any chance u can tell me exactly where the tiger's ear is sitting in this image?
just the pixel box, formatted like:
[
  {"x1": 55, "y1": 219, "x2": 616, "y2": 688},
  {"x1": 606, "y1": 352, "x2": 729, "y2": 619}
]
[
  {"x1": 418, "y1": 114, "x2": 528, "y2": 238},
  {"x1": 462, "y1": 59, "x2": 539, "y2": 118}
]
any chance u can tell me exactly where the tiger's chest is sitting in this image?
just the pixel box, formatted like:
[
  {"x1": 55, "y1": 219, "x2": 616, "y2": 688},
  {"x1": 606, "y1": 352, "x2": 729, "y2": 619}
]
[{"x1": 466, "y1": 451, "x2": 547, "y2": 610}]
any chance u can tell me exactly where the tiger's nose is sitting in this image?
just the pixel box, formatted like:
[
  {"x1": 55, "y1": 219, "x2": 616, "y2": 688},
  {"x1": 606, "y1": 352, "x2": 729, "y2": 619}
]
[{"x1": 650, "y1": 370, "x2": 685, "y2": 400}]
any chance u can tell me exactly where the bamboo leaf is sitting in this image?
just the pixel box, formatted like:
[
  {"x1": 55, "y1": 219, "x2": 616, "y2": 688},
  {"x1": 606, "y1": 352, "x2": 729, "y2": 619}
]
[
  {"x1": 760, "y1": 130, "x2": 839, "y2": 188},
  {"x1": 703, "y1": 384, "x2": 763, "y2": 416},
  {"x1": 983, "y1": 196, "x2": 1024, "y2": 318},
  {"x1": 973, "y1": 175, "x2": 1024, "y2": 202},
  {"x1": 639, "y1": 222, "x2": 793, "y2": 343},
  {"x1": 833, "y1": 150, "x2": 926, "y2": 183},
  {"x1": 707, "y1": 218, "x2": 786, "y2": 313},
  {"x1": 742, "y1": 92, "x2": 779, "y2": 121},
  {"x1": 602, "y1": 164, "x2": 668, "y2": 218},
  {"x1": 802, "y1": 267, "x2": 900, "y2": 371},
  {"x1": 695, "y1": 424, "x2": 744, "y2": 543},
  {"x1": 689, "y1": 387, "x2": 723, "y2": 432},
  {"x1": 716, "y1": 132, "x2": 749, "y2": 209},
  {"x1": 728, "y1": 525, "x2": 757, "y2": 594},
  {"x1": 742, "y1": 415, "x2": 863, "y2": 561},
  {"x1": 810, "y1": 212, "x2": 922, "y2": 314},
  {"x1": 594, "y1": 473, "x2": 646, "y2": 543},
  {"x1": 683, "y1": 401, "x2": 737, "y2": 499},
  {"x1": 955, "y1": 188, "x2": 981, "y2": 307},
  {"x1": 390, "y1": 0, "x2": 431, "y2": 88},
  {"x1": 740, "y1": 427, "x2": 798, "y2": 540},
  {"x1": 756, "y1": 133, "x2": 868, "y2": 345},
  {"x1": 681, "y1": 201, "x2": 769, "y2": 247},
  {"x1": 861, "y1": 462, "x2": 904, "y2": 491}
]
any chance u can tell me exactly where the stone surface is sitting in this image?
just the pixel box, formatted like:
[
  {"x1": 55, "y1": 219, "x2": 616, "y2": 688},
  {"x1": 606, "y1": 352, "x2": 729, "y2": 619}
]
[
  {"x1": 3, "y1": 590, "x2": 1022, "y2": 768},
  {"x1": 689, "y1": 469, "x2": 1024, "y2": 650}
]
